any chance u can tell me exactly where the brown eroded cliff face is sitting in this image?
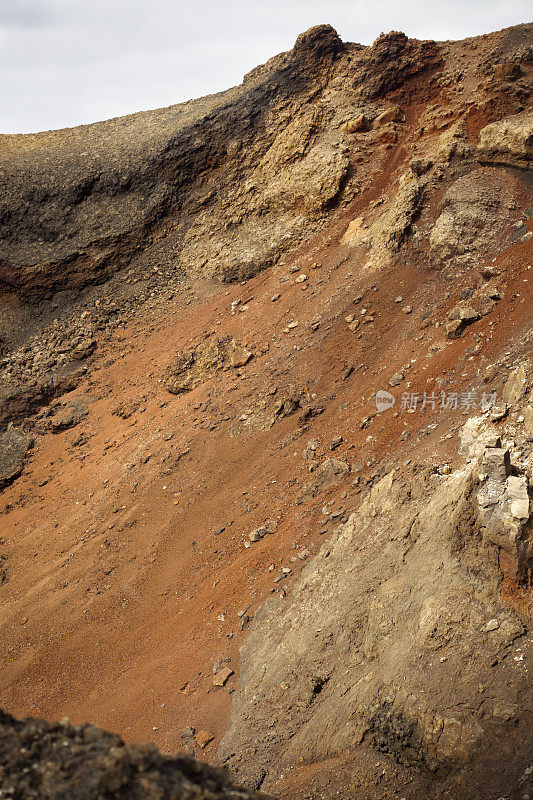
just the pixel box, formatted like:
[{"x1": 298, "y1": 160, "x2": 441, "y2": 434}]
[
  {"x1": 0, "y1": 24, "x2": 347, "y2": 299},
  {"x1": 0, "y1": 21, "x2": 532, "y2": 800}
]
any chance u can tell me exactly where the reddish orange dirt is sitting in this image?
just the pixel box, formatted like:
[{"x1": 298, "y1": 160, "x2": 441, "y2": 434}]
[{"x1": 0, "y1": 185, "x2": 532, "y2": 784}]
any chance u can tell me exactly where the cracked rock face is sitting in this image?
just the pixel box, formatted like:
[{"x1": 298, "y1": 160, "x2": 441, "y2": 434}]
[
  {"x1": 429, "y1": 168, "x2": 525, "y2": 269},
  {"x1": 0, "y1": 425, "x2": 33, "y2": 487},
  {"x1": 219, "y1": 462, "x2": 532, "y2": 794}
]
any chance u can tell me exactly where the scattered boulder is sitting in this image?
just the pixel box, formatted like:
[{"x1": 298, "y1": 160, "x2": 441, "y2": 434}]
[
  {"x1": 167, "y1": 338, "x2": 252, "y2": 394},
  {"x1": 341, "y1": 217, "x2": 365, "y2": 245},
  {"x1": 230, "y1": 345, "x2": 253, "y2": 368},
  {"x1": 229, "y1": 388, "x2": 303, "y2": 436},
  {"x1": 372, "y1": 105, "x2": 404, "y2": 128},
  {"x1": 389, "y1": 372, "x2": 404, "y2": 386},
  {"x1": 194, "y1": 730, "x2": 215, "y2": 750},
  {"x1": 213, "y1": 667, "x2": 234, "y2": 687},
  {"x1": 345, "y1": 114, "x2": 368, "y2": 133},
  {"x1": 445, "y1": 304, "x2": 480, "y2": 338},
  {"x1": 248, "y1": 527, "x2": 268, "y2": 543}
]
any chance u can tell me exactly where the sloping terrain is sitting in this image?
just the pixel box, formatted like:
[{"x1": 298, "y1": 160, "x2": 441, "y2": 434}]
[{"x1": 0, "y1": 21, "x2": 532, "y2": 800}]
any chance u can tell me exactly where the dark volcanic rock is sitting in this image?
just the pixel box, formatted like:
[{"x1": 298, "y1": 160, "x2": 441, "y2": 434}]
[
  {"x1": 293, "y1": 23, "x2": 345, "y2": 63},
  {"x1": 0, "y1": 709, "x2": 274, "y2": 800},
  {"x1": 356, "y1": 31, "x2": 442, "y2": 99},
  {"x1": 0, "y1": 25, "x2": 348, "y2": 299}
]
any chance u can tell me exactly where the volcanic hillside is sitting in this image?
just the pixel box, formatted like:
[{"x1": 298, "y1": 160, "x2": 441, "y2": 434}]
[{"x1": 0, "y1": 22, "x2": 533, "y2": 800}]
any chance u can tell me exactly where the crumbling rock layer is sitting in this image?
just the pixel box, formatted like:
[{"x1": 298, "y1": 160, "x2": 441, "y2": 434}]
[
  {"x1": 220, "y1": 430, "x2": 533, "y2": 796},
  {"x1": 429, "y1": 167, "x2": 525, "y2": 268},
  {"x1": 0, "y1": 24, "x2": 347, "y2": 297},
  {"x1": 0, "y1": 21, "x2": 507, "y2": 301},
  {"x1": 0, "y1": 710, "x2": 273, "y2": 800},
  {"x1": 1, "y1": 21, "x2": 532, "y2": 432}
]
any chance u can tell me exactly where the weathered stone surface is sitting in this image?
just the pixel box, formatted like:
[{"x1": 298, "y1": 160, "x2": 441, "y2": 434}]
[
  {"x1": 389, "y1": 372, "x2": 404, "y2": 386},
  {"x1": 220, "y1": 466, "x2": 531, "y2": 791},
  {"x1": 0, "y1": 424, "x2": 33, "y2": 488},
  {"x1": 213, "y1": 666, "x2": 234, "y2": 686},
  {"x1": 372, "y1": 105, "x2": 404, "y2": 128},
  {"x1": 429, "y1": 168, "x2": 524, "y2": 268},
  {"x1": 341, "y1": 217, "x2": 365, "y2": 245},
  {"x1": 507, "y1": 475, "x2": 530, "y2": 519},
  {"x1": 345, "y1": 114, "x2": 368, "y2": 133},
  {"x1": 231, "y1": 346, "x2": 254, "y2": 369},
  {"x1": 229, "y1": 387, "x2": 303, "y2": 436},
  {"x1": 366, "y1": 172, "x2": 424, "y2": 264},
  {"x1": 46, "y1": 398, "x2": 89, "y2": 432},
  {"x1": 476, "y1": 112, "x2": 533, "y2": 169},
  {"x1": 523, "y1": 405, "x2": 533, "y2": 435},
  {"x1": 436, "y1": 118, "x2": 473, "y2": 162},
  {"x1": 476, "y1": 441, "x2": 532, "y2": 580},
  {"x1": 356, "y1": 31, "x2": 442, "y2": 100}
]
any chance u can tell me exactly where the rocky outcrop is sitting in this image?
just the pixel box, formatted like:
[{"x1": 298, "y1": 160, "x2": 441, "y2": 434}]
[
  {"x1": 0, "y1": 25, "x2": 348, "y2": 298},
  {"x1": 369, "y1": 171, "x2": 424, "y2": 259},
  {"x1": 436, "y1": 118, "x2": 473, "y2": 162},
  {"x1": 477, "y1": 439, "x2": 532, "y2": 582},
  {"x1": 0, "y1": 22, "x2": 455, "y2": 299},
  {"x1": 220, "y1": 450, "x2": 532, "y2": 795},
  {"x1": 0, "y1": 424, "x2": 33, "y2": 487},
  {"x1": 0, "y1": 709, "x2": 274, "y2": 800},
  {"x1": 429, "y1": 168, "x2": 525, "y2": 268},
  {"x1": 476, "y1": 112, "x2": 533, "y2": 169},
  {"x1": 355, "y1": 31, "x2": 442, "y2": 100}
]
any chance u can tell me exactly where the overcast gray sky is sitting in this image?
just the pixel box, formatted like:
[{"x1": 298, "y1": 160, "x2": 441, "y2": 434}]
[{"x1": 0, "y1": 0, "x2": 530, "y2": 134}]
